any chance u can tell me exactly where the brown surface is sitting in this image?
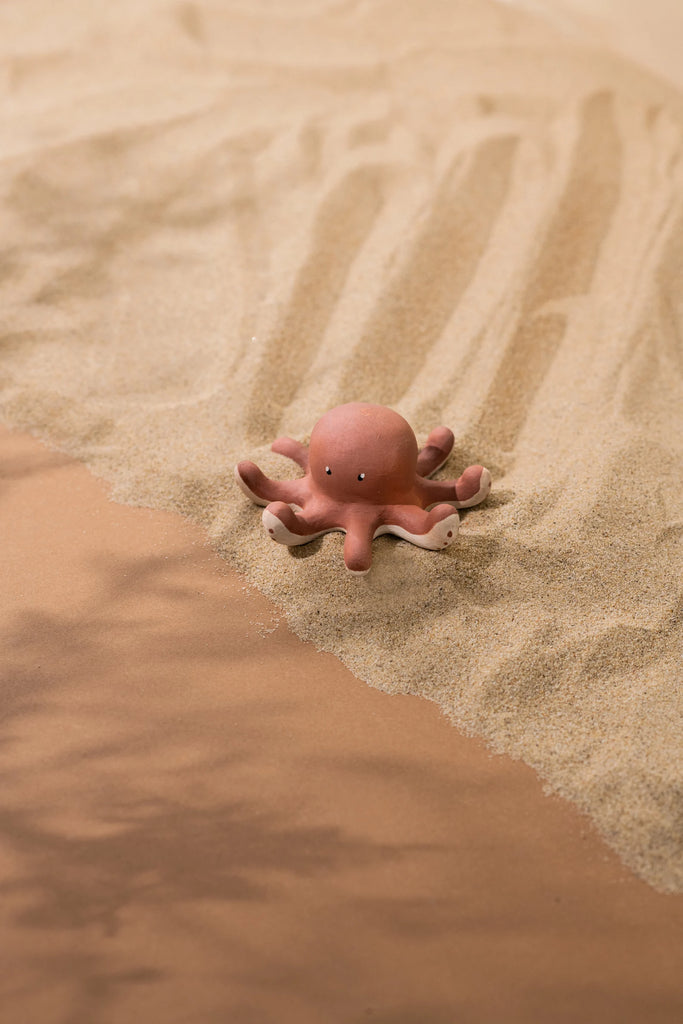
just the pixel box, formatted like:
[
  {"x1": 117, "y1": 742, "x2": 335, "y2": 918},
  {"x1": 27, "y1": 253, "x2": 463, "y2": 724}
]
[{"x1": 1, "y1": 424, "x2": 682, "y2": 1024}]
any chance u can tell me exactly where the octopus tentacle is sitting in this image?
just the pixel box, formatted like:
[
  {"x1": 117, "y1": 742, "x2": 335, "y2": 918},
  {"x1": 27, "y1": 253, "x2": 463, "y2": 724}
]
[
  {"x1": 418, "y1": 465, "x2": 492, "y2": 509},
  {"x1": 235, "y1": 460, "x2": 308, "y2": 507},
  {"x1": 262, "y1": 501, "x2": 335, "y2": 546},
  {"x1": 376, "y1": 504, "x2": 459, "y2": 550},
  {"x1": 343, "y1": 515, "x2": 379, "y2": 575},
  {"x1": 417, "y1": 426, "x2": 454, "y2": 478},
  {"x1": 271, "y1": 436, "x2": 309, "y2": 470}
]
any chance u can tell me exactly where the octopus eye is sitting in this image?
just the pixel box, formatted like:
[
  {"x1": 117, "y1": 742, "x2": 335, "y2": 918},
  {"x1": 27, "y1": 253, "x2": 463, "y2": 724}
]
[
  {"x1": 357, "y1": 472, "x2": 365, "y2": 481},
  {"x1": 325, "y1": 466, "x2": 332, "y2": 475}
]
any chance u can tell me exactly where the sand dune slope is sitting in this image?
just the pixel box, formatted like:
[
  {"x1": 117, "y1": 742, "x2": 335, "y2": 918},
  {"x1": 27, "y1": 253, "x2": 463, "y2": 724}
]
[{"x1": 1, "y1": 0, "x2": 682, "y2": 890}]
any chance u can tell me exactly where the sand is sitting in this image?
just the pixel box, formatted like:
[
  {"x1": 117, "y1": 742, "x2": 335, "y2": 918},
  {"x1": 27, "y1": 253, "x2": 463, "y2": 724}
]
[
  {"x1": 1, "y1": 0, "x2": 682, "y2": 897},
  {"x1": 2, "y1": 424, "x2": 683, "y2": 1023}
]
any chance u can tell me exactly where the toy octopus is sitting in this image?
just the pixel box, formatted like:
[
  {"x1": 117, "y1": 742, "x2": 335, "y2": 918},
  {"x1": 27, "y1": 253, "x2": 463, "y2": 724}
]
[{"x1": 235, "y1": 402, "x2": 491, "y2": 574}]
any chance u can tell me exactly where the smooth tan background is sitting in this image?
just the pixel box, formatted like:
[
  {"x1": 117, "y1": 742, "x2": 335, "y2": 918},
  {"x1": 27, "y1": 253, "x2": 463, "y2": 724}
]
[{"x1": 549, "y1": 0, "x2": 683, "y2": 90}]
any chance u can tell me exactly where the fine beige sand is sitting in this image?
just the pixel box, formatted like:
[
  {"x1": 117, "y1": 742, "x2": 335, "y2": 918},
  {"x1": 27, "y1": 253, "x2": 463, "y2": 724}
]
[
  {"x1": 2, "y1": 425, "x2": 683, "y2": 1023},
  {"x1": 1, "y1": 0, "x2": 682, "y2": 900}
]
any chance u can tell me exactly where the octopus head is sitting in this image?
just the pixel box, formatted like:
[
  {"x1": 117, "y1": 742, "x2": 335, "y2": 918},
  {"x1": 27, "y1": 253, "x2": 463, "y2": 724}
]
[{"x1": 308, "y1": 402, "x2": 418, "y2": 503}]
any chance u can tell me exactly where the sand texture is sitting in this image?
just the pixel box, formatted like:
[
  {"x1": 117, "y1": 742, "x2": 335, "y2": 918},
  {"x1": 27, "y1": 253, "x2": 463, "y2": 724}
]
[{"x1": 1, "y1": 0, "x2": 682, "y2": 891}]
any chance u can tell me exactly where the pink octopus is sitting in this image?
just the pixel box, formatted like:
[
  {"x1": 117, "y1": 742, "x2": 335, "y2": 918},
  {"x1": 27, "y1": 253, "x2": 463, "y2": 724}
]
[{"x1": 235, "y1": 402, "x2": 491, "y2": 574}]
